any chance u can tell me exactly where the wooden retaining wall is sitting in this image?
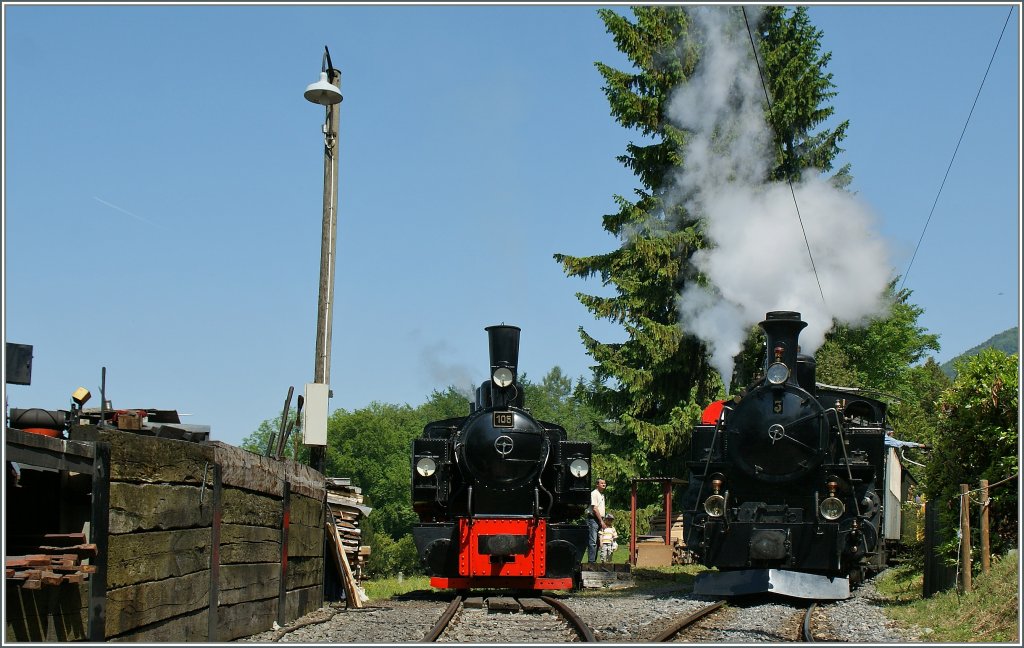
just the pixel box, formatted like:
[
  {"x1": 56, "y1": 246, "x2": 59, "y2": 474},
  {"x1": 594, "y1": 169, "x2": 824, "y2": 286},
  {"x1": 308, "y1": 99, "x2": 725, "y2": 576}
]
[{"x1": 5, "y1": 427, "x2": 326, "y2": 642}]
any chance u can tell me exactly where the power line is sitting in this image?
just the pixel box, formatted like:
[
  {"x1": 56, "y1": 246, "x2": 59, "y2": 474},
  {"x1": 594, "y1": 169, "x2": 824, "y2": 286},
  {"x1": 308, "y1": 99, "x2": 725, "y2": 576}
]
[
  {"x1": 741, "y1": 6, "x2": 827, "y2": 306},
  {"x1": 899, "y1": 6, "x2": 1015, "y2": 291}
]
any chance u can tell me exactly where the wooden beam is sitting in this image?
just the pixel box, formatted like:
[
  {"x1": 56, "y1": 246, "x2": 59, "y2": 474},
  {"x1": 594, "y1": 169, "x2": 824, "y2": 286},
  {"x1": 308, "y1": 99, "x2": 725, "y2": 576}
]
[{"x1": 325, "y1": 518, "x2": 362, "y2": 609}]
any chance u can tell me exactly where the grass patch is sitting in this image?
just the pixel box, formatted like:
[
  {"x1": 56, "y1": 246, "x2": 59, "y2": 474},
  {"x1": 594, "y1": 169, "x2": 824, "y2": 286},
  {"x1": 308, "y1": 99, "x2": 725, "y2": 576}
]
[
  {"x1": 363, "y1": 574, "x2": 432, "y2": 602},
  {"x1": 875, "y1": 550, "x2": 1019, "y2": 642}
]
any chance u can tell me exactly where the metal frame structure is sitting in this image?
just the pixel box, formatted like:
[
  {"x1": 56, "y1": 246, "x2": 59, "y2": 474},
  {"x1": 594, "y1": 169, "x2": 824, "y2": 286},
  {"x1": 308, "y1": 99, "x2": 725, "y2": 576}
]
[{"x1": 628, "y1": 476, "x2": 686, "y2": 566}]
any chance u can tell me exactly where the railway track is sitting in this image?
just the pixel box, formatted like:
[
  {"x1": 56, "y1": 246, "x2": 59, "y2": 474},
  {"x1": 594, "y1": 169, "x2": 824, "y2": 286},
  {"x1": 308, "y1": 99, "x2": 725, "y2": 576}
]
[
  {"x1": 801, "y1": 601, "x2": 822, "y2": 642},
  {"x1": 649, "y1": 600, "x2": 727, "y2": 641},
  {"x1": 423, "y1": 593, "x2": 596, "y2": 643},
  {"x1": 647, "y1": 597, "x2": 831, "y2": 643}
]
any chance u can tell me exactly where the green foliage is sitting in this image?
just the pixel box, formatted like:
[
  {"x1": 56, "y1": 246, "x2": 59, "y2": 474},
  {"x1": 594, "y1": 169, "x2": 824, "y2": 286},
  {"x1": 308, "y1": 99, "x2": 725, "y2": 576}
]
[
  {"x1": 362, "y1": 573, "x2": 431, "y2": 602},
  {"x1": 816, "y1": 284, "x2": 940, "y2": 396},
  {"x1": 758, "y1": 7, "x2": 850, "y2": 183},
  {"x1": 875, "y1": 551, "x2": 1019, "y2": 642},
  {"x1": 239, "y1": 412, "x2": 308, "y2": 463},
  {"x1": 888, "y1": 358, "x2": 951, "y2": 452},
  {"x1": 416, "y1": 386, "x2": 473, "y2": 422},
  {"x1": 363, "y1": 533, "x2": 421, "y2": 580},
  {"x1": 925, "y1": 349, "x2": 1019, "y2": 560},
  {"x1": 325, "y1": 402, "x2": 423, "y2": 539}
]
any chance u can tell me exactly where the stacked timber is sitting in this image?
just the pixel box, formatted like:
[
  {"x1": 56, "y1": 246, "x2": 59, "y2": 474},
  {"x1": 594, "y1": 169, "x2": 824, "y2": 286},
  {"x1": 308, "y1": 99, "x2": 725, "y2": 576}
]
[
  {"x1": 5, "y1": 534, "x2": 98, "y2": 589},
  {"x1": 648, "y1": 512, "x2": 694, "y2": 565},
  {"x1": 325, "y1": 477, "x2": 372, "y2": 581}
]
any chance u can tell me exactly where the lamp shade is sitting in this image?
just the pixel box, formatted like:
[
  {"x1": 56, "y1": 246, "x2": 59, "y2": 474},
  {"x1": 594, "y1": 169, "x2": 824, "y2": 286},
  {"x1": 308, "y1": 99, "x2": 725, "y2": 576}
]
[{"x1": 304, "y1": 71, "x2": 343, "y2": 105}]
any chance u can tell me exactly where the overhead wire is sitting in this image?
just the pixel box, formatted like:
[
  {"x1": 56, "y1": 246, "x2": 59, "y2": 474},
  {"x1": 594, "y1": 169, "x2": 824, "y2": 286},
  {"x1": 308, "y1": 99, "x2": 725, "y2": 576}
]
[
  {"x1": 741, "y1": 6, "x2": 827, "y2": 306},
  {"x1": 899, "y1": 6, "x2": 1015, "y2": 291}
]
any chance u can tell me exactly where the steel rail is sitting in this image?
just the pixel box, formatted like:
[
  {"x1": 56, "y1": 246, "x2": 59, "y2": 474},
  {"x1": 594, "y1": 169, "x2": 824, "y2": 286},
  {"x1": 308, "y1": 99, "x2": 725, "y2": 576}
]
[
  {"x1": 423, "y1": 594, "x2": 465, "y2": 642},
  {"x1": 652, "y1": 599, "x2": 727, "y2": 642},
  {"x1": 539, "y1": 595, "x2": 596, "y2": 642},
  {"x1": 802, "y1": 601, "x2": 818, "y2": 642}
]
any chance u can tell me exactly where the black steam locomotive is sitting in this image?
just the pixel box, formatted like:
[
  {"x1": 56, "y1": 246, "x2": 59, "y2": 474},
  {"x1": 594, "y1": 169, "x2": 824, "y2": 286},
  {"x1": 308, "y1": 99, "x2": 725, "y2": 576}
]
[
  {"x1": 683, "y1": 311, "x2": 904, "y2": 599},
  {"x1": 411, "y1": 325, "x2": 592, "y2": 591}
]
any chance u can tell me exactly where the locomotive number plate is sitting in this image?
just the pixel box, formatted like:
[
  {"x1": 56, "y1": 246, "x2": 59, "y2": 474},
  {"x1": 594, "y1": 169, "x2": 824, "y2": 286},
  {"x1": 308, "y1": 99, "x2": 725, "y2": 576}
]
[{"x1": 493, "y1": 411, "x2": 514, "y2": 428}]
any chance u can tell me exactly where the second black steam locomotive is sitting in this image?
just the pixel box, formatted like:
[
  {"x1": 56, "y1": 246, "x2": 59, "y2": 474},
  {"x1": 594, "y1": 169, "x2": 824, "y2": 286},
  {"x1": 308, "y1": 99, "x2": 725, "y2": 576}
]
[
  {"x1": 683, "y1": 311, "x2": 907, "y2": 599},
  {"x1": 411, "y1": 325, "x2": 592, "y2": 591}
]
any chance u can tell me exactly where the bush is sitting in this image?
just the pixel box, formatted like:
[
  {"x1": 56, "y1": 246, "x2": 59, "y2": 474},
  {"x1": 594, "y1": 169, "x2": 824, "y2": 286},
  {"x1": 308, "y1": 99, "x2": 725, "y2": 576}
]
[
  {"x1": 925, "y1": 349, "x2": 1018, "y2": 562},
  {"x1": 366, "y1": 533, "x2": 422, "y2": 579}
]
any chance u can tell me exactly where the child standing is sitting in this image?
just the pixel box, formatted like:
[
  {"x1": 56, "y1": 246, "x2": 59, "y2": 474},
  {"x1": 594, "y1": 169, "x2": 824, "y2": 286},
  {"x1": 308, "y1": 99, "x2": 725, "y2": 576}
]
[{"x1": 598, "y1": 513, "x2": 618, "y2": 562}]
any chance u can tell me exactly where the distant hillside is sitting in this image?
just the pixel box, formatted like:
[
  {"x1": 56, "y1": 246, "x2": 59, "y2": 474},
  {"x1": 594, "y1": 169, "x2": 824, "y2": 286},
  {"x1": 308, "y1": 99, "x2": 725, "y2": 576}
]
[{"x1": 940, "y1": 327, "x2": 1019, "y2": 377}]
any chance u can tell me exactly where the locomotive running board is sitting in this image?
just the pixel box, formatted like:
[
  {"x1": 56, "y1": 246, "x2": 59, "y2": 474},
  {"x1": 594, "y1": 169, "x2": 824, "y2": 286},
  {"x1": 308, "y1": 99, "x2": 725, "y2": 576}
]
[{"x1": 693, "y1": 569, "x2": 850, "y2": 600}]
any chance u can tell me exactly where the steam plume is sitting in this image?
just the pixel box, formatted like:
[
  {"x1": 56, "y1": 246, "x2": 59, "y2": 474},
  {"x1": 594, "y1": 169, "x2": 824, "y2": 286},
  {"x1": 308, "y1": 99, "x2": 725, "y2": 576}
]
[{"x1": 665, "y1": 6, "x2": 893, "y2": 384}]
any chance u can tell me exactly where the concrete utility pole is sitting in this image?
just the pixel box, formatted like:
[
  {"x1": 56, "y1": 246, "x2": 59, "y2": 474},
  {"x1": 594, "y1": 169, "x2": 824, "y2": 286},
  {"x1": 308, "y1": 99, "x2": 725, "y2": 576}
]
[
  {"x1": 314, "y1": 67, "x2": 341, "y2": 389},
  {"x1": 304, "y1": 48, "x2": 343, "y2": 474}
]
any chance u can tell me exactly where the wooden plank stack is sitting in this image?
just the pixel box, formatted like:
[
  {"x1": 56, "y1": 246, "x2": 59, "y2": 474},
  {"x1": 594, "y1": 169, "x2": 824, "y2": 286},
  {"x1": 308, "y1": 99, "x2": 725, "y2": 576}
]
[
  {"x1": 5, "y1": 533, "x2": 97, "y2": 589},
  {"x1": 648, "y1": 512, "x2": 695, "y2": 565},
  {"x1": 325, "y1": 477, "x2": 372, "y2": 581}
]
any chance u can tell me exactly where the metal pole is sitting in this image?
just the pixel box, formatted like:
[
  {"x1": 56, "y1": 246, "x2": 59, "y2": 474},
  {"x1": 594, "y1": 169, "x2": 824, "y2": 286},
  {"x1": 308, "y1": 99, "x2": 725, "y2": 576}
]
[{"x1": 310, "y1": 67, "x2": 341, "y2": 474}]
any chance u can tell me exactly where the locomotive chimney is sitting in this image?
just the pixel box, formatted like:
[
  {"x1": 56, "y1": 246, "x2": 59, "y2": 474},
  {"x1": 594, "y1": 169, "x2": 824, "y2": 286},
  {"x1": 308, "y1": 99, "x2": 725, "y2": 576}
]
[
  {"x1": 759, "y1": 311, "x2": 807, "y2": 386},
  {"x1": 485, "y1": 325, "x2": 521, "y2": 407},
  {"x1": 486, "y1": 325, "x2": 520, "y2": 379}
]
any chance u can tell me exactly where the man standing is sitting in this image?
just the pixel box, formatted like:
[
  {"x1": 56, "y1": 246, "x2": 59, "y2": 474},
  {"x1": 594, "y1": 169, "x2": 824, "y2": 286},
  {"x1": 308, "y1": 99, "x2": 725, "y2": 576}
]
[{"x1": 587, "y1": 478, "x2": 607, "y2": 563}]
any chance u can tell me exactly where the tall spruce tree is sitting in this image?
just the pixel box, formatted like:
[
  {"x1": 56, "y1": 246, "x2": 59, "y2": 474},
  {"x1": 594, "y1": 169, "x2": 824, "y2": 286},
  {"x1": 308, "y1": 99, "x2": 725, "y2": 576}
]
[{"x1": 555, "y1": 6, "x2": 850, "y2": 473}]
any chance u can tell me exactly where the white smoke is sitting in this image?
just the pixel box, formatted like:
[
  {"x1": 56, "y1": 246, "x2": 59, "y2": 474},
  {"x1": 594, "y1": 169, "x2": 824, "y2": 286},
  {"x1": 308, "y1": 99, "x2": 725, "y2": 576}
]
[
  {"x1": 419, "y1": 340, "x2": 478, "y2": 400},
  {"x1": 665, "y1": 6, "x2": 893, "y2": 384}
]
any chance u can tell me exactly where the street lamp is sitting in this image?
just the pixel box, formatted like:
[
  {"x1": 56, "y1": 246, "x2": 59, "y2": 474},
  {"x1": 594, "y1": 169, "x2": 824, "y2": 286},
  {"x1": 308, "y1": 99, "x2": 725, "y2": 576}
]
[{"x1": 304, "y1": 46, "x2": 343, "y2": 474}]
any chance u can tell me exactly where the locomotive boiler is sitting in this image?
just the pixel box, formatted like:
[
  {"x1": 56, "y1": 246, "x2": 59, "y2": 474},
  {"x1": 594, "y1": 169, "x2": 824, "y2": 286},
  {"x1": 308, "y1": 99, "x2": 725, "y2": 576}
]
[
  {"x1": 411, "y1": 325, "x2": 592, "y2": 591},
  {"x1": 683, "y1": 311, "x2": 903, "y2": 599}
]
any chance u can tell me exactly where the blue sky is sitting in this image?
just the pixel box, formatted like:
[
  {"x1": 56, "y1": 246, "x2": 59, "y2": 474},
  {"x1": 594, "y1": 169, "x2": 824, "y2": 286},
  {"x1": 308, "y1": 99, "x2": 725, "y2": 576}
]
[{"x1": 3, "y1": 3, "x2": 1020, "y2": 449}]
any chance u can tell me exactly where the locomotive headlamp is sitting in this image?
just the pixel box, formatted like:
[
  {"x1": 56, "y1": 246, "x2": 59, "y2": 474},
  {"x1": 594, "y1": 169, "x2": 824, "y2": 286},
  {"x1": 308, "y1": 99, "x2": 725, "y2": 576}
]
[
  {"x1": 819, "y1": 496, "x2": 844, "y2": 520},
  {"x1": 704, "y1": 494, "x2": 726, "y2": 517},
  {"x1": 569, "y1": 458, "x2": 590, "y2": 478},
  {"x1": 766, "y1": 362, "x2": 789, "y2": 385},
  {"x1": 492, "y1": 367, "x2": 514, "y2": 388},
  {"x1": 415, "y1": 457, "x2": 437, "y2": 477},
  {"x1": 711, "y1": 478, "x2": 723, "y2": 494}
]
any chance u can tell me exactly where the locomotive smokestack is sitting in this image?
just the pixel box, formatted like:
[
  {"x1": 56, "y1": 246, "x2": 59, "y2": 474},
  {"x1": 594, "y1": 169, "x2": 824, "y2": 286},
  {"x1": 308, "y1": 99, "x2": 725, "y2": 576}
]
[
  {"x1": 485, "y1": 325, "x2": 521, "y2": 380},
  {"x1": 485, "y1": 325, "x2": 521, "y2": 408},
  {"x1": 759, "y1": 311, "x2": 807, "y2": 386}
]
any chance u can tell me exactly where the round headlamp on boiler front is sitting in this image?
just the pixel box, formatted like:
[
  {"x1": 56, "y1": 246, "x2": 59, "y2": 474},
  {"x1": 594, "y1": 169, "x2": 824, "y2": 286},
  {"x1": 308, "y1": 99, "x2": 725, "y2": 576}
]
[
  {"x1": 704, "y1": 494, "x2": 726, "y2": 517},
  {"x1": 416, "y1": 457, "x2": 437, "y2": 477},
  {"x1": 569, "y1": 458, "x2": 590, "y2": 478},
  {"x1": 819, "y1": 496, "x2": 845, "y2": 520},
  {"x1": 492, "y1": 367, "x2": 514, "y2": 388},
  {"x1": 766, "y1": 361, "x2": 790, "y2": 385}
]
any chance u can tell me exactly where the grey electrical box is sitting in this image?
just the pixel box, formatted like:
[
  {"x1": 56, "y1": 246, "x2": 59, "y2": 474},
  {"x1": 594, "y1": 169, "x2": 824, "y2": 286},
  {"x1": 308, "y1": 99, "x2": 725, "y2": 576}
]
[
  {"x1": 303, "y1": 383, "x2": 330, "y2": 446},
  {"x1": 5, "y1": 343, "x2": 33, "y2": 385}
]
